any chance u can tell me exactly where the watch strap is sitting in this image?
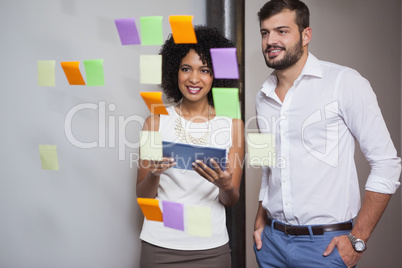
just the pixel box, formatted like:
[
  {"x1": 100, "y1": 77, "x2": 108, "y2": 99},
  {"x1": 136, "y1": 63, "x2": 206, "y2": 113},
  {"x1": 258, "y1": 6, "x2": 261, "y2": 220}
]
[{"x1": 347, "y1": 233, "x2": 367, "y2": 252}]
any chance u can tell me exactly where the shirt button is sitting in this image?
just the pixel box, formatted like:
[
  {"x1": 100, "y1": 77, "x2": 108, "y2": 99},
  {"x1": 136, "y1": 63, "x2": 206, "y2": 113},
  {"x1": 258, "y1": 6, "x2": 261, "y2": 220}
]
[{"x1": 285, "y1": 201, "x2": 289, "y2": 206}]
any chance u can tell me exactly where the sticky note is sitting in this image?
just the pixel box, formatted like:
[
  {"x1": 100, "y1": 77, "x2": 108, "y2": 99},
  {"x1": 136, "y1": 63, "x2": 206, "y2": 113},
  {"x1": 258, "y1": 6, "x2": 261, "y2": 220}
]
[
  {"x1": 140, "y1": 55, "x2": 162, "y2": 84},
  {"x1": 247, "y1": 133, "x2": 276, "y2": 167},
  {"x1": 137, "y1": 198, "x2": 163, "y2": 222},
  {"x1": 39, "y1": 144, "x2": 59, "y2": 171},
  {"x1": 140, "y1": 131, "x2": 163, "y2": 161},
  {"x1": 212, "y1": 88, "x2": 240, "y2": 119},
  {"x1": 169, "y1": 15, "x2": 197, "y2": 44},
  {"x1": 114, "y1": 18, "x2": 141, "y2": 45},
  {"x1": 140, "y1": 16, "x2": 164, "y2": 45},
  {"x1": 162, "y1": 200, "x2": 184, "y2": 231},
  {"x1": 60, "y1": 61, "x2": 86, "y2": 85},
  {"x1": 140, "y1": 91, "x2": 168, "y2": 115},
  {"x1": 187, "y1": 206, "x2": 212, "y2": 237},
  {"x1": 83, "y1": 59, "x2": 105, "y2": 86},
  {"x1": 37, "y1": 60, "x2": 55, "y2": 86},
  {"x1": 210, "y1": 48, "x2": 239, "y2": 79}
]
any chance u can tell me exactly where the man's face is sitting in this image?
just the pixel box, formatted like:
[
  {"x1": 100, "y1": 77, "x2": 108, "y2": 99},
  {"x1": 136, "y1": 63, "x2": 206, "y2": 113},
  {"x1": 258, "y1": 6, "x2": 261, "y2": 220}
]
[{"x1": 260, "y1": 10, "x2": 304, "y2": 70}]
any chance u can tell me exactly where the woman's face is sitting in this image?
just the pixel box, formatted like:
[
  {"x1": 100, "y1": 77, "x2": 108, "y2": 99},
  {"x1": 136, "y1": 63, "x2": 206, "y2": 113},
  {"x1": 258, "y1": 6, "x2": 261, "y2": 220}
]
[{"x1": 177, "y1": 49, "x2": 213, "y2": 104}]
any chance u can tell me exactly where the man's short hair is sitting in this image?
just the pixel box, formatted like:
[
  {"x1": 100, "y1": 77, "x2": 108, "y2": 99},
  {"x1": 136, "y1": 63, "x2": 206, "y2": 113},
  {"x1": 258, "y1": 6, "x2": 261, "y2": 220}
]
[{"x1": 258, "y1": 0, "x2": 310, "y2": 33}]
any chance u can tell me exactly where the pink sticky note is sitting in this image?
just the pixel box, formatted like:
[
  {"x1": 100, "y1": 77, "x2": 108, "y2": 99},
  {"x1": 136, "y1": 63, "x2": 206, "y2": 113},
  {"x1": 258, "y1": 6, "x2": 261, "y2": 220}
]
[
  {"x1": 114, "y1": 18, "x2": 141, "y2": 45},
  {"x1": 162, "y1": 200, "x2": 184, "y2": 231},
  {"x1": 210, "y1": 48, "x2": 239, "y2": 79}
]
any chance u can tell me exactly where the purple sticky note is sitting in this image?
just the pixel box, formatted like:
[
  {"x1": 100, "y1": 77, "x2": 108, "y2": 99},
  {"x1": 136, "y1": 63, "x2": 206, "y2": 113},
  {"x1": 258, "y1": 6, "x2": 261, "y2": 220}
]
[
  {"x1": 162, "y1": 200, "x2": 184, "y2": 231},
  {"x1": 114, "y1": 18, "x2": 141, "y2": 45},
  {"x1": 210, "y1": 47, "x2": 239, "y2": 79}
]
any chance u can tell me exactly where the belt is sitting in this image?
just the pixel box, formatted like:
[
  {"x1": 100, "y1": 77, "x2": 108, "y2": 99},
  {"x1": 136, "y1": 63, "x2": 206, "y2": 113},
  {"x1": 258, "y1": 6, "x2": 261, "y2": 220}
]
[{"x1": 266, "y1": 218, "x2": 352, "y2": 236}]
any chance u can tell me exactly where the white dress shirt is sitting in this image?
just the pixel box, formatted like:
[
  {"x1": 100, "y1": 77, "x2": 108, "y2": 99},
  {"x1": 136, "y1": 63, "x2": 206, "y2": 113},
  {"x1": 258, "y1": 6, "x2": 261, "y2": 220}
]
[{"x1": 256, "y1": 53, "x2": 401, "y2": 225}]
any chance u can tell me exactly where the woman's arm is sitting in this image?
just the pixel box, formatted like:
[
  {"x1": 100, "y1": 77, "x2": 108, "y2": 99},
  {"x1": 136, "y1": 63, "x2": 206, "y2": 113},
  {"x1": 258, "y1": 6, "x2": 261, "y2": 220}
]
[
  {"x1": 136, "y1": 115, "x2": 175, "y2": 198},
  {"x1": 218, "y1": 118, "x2": 244, "y2": 206},
  {"x1": 192, "y1": 118, "x2": 245, "y2": 207}
]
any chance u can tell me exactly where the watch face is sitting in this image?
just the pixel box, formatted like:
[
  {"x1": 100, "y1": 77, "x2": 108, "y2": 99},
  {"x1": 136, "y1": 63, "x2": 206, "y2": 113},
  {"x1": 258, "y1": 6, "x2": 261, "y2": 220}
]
[{"x1": 355, "y1": 240, "x2": 365, "y2": 251}]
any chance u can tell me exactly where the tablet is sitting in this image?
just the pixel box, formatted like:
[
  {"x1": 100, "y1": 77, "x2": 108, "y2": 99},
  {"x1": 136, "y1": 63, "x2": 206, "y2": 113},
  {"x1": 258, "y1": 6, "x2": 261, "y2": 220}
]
[{"x1": 162, "y1": 141, "x2": 227, "y2": 171}]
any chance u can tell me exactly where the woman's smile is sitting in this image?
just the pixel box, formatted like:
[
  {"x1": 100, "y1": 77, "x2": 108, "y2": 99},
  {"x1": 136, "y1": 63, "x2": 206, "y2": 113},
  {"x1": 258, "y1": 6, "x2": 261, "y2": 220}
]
[
  {"x1": 186, "y1": 86, "x2": 202, "y2": 94},
  {"x1": 178, "y1": 49, "x2": 213, "y2": 103}
]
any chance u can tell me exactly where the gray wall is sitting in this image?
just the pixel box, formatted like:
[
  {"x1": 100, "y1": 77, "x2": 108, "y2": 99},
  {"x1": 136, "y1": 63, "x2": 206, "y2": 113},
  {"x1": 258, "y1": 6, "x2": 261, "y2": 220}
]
[
  {"x1": 245, "y1": 0, "x2": 402, "y2": 267},
  {"x1": 0, "y1": 1, "x2": 205, "y2": 267}
]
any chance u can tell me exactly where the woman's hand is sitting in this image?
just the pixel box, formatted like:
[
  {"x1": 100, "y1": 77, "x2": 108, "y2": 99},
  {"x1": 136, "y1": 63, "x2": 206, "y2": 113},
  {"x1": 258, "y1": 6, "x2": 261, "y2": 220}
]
[
  {"x1": 147, "y1": 157, "x2": 176, "y2": 176},
  {"x1": 136, "y1": 157, "x2": 176, "y2": 199},
  {"x1": 192, "y1": 158, "x2": 233, "y2": 191},
  {"x1": 191, "y1": 119, "x2": 244, "y2": 207}
]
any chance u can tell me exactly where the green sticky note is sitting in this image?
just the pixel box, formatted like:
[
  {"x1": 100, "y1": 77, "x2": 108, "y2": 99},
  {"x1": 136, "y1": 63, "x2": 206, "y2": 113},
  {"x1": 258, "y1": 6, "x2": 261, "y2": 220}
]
[
  {"x1": 39, "y1": 144, "x2": 59, "y2": 171},
  {"x1": 140, "y1": 16, "x2": 164, "y2": 45},
  {"x1": 37, "y1": 60, "x2": 55, "y2": 86},
  {"x1": 247, "y1": 133, "x2": 276, "y2": 167},
  {"x1": 140, "y1": 55, "x2": 162, "y2": 84},
  {"x1": 212, "y1": 88, "x2": 240, "y2": 119},
  {"x1": 83, "y1": 59, "x2": 105, "y2": 86},
  {"x1": 140, "y1": 131, "x2": 163, "y2": 161},
  {"x1": 187, "y1": 206, "x2": 212, "y2": 237}
]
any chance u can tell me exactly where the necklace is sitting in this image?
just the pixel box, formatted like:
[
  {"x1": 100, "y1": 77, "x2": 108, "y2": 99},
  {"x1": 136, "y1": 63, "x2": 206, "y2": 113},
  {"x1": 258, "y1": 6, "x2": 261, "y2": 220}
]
[{"x1": 174, "y1": 103, "x2": 211, "y2": 145}]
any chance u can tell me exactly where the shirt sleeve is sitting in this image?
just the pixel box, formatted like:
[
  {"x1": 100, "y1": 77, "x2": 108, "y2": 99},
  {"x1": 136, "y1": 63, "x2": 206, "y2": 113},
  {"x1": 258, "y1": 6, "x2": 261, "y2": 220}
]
[
  {"x1": 338, "y1": 68, "x2": 401, "y2": 194},
  {"x1": 255, "y1": 91, "x2": 271, "y2": 201},
  {"x1": 259, "y1": 167, "x2": 269, "y2": 201}
]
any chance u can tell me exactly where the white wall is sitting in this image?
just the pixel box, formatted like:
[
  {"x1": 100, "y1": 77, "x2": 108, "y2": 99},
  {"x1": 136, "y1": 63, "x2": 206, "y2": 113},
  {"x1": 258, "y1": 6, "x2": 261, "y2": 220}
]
[
  {"x1": 0, "y1": 1, "x2": 205, "y2": 267},
  {"x1": 245, "y1": 0, "x2": 402, "y2": 267}
]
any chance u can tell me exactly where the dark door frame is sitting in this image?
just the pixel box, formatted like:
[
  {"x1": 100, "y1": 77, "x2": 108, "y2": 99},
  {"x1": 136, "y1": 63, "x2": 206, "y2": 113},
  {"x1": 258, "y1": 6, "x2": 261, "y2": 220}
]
[{"x1": 206, "y1": 1, "x2": 245, "y2": 267}]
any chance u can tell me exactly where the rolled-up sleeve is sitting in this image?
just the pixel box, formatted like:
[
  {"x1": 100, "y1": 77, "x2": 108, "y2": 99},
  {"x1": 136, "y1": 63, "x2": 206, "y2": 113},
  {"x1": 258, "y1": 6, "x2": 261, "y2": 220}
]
[{"x1": 339, "y1": 69, "x2": 401, "y2": 194}]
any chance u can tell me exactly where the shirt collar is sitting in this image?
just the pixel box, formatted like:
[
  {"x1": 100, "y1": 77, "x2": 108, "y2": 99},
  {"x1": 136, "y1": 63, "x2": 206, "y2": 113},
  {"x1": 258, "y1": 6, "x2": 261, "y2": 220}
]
[
  {"x1": 301, "y1": 53, "x2": 323, "y2": 78},
  {"x1": 260, "y1": 53, "x2": 323, "y2": 97}
]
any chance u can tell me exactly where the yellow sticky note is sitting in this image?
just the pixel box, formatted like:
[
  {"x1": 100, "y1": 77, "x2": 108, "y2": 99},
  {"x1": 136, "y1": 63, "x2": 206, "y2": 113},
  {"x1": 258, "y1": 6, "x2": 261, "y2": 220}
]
[
  {"x1": 37, "y1": 60, "x2": 55, "y2": 86},
  {"x1": 140, "y1": 55, "x2": 162, "y2": 84},
  {"x1": 247, "y1": 133, "x2": 276, "y2": 167},
  {"x1": 39, "y1": 144, "x2": 59, "y2": 171},
  {"x1": 187, "y1": 206, "x2": 212, "y2": 237},
  {"x1": 140, "y1": 91, "x2": 168, "y2": 115},
  {"x1": 169, "y1": 15, "x2": 197, "y2": 44},
  {"x1": 137, "y1": 198, "x2": 163, "y2": 222},
  {"x1": 140, "y1": 131, "x2": 163, "y2": 161},
  {"x1": 60, "y1": 61, "x2": 86, "y2": 85}
]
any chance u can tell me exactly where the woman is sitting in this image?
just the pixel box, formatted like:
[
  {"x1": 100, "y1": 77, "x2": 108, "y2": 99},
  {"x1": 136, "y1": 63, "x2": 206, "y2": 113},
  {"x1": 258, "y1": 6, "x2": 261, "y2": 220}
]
[{"x1": 136, "y1": 25, "x2": 244, "y2": 267}]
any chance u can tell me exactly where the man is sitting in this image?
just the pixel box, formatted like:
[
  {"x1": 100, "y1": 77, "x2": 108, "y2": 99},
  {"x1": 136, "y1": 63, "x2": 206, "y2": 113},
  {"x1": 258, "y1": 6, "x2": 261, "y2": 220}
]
[{"x1": 253, "y1": 0, "x2": 401, "y2": 267}]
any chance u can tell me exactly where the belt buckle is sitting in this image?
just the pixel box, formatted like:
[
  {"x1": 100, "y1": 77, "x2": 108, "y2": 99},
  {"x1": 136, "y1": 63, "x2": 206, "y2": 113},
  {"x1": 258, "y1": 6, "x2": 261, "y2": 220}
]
[
  {"x1": 284, "y1": 224, "x2": 290, "y2": 235},
  {"x1": 285, "y1": 224, "x2": 300, "y2": 236}
]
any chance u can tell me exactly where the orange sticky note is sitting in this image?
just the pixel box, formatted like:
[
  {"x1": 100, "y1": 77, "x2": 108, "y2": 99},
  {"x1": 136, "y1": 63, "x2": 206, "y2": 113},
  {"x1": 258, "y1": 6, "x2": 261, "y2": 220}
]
[
  {"x1": 169, "y1": 15, "x2": 197, "y2": 44},
  {"x1": 140, "y1": 92, "x2": 168, "y2": 115},
  {"x1": 137, "y1": 198, "x2": 163, "y2": 222},
  {"x1": 60, "y1": 61, "x2": 86, "y2": 85}
]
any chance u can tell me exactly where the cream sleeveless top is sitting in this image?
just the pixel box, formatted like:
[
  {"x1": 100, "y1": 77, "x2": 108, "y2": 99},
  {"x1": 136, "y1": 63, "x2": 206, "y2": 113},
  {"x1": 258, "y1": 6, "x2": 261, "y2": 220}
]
[{"x1": 139, "y1": 106, "x2": 233, "y2": 250}]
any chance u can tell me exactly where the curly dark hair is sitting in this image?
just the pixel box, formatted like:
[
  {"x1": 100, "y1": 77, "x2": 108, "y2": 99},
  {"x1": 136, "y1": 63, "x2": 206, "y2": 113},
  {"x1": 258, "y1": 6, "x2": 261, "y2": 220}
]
[{"x1": 160, "y1": 25, "x2": 239, "y2": 106}]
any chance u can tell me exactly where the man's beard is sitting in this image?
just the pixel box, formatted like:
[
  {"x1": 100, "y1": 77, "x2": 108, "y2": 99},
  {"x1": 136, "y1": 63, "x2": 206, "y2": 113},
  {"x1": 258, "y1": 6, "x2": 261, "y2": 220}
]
[{"x1": 264, "y1": 36, "x2": 304, "y2": 70}]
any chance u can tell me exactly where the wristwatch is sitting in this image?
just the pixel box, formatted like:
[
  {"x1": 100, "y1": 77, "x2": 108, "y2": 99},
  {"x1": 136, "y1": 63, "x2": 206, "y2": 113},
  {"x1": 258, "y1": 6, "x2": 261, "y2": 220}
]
[{"x1": 347, "y1": 233, "x2": 367, "y2": 252}]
